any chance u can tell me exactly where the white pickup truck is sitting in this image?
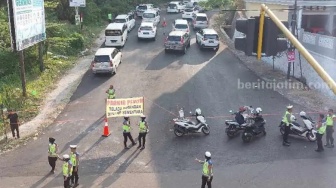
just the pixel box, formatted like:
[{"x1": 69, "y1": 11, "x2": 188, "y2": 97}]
[{"x1": 113, "y1": 14, "x2": 135, "y2": 32}]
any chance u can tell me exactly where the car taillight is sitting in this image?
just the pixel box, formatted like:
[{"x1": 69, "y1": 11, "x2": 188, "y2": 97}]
[
  {"x1": 180, "y1": 38, "x2": 184, "y2": 44},
  {"x1": 186, "y1": 29, "x2": 189, "y2": 32},
  {"x1": 152, "y1": 30, "x2": 155, "y2": 33},
  {"x1": 110, "y1": 60, "x2": 113, "y2": 66},
  {"x1": 138, "y1": 29, "x2": 141, "y2": 32}
]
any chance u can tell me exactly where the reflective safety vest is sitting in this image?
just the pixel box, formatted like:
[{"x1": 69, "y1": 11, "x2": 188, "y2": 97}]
[
  {"x1": 139, "y1": 121, "x2": 146, "y2": 133},
  {"x1": 202, "y1": 161, "x2": 211, "y2": 177},
  {"x1": 70, "y1": 152, "x2": 78, "y2": 167},
  {"x1": 318, "y1": 123, "x2": 327, "y2": 134},
  {"x1": 108, "y1": 89, "x2": 115, "y2": 99},
  {"x1": 326, "y1": 114, "x2": 335, "y2": 126},
  {"x1": 282, "y1": 111, "x2": 291, "y2": 126},
  {"x1": 123, "y1": 123, "x2": 131, "y2": 133},
  {"x1": 48, "y1": 143, "x2": 57, "y2": 157},
  {"x1": 62, "y1": 161, "x2": 72, "y2": 176}
]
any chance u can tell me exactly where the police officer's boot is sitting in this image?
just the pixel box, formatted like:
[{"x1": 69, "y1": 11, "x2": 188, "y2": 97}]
[{"x1": 283, "y1": 142, "x2": 290, "y2": 146}]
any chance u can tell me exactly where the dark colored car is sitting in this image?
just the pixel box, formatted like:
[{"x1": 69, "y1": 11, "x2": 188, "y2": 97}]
[{"x1": 164, "y1": 31, "x2": 191, "y2": 54}]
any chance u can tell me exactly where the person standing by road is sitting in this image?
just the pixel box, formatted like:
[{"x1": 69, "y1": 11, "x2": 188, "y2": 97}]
[
  {"x1": 58, "y1": 154, "x2": 73, "y2": 188},
  {"x1": 138, "y1": 115, "x2": 148, "y2": 150},
  {"x1": 106, "y1": 85, "x2": 116, "y2": 100},
  {"x1": 7, "y1": 109, "x2": 20, "y2": 139},
  {"x1": 48, "y1": 137, "x2": 58, "y2": 173},
  {"x1": 123, "y1": 117, "x2": 136, "y2": 149},
  {"x1": 70, "y1": 145, "x2": 80, "y2": 187},
  {"x1": 195, "y1": 151, "x2": 213, "y2": 188},
  {"x1": 325, "y1": 109, "x2": 336, "y2": 148},
  {"x1": 316, "y1": 114, "x2": 326, "y2": 152},
  {"x1": 282, "y1": 105, "x2": 293, "y2": 146}
]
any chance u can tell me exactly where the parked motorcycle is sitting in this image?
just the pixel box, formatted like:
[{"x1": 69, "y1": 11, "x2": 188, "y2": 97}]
[
  {"x1": 225, "y1": 106, "x2": 254, "y2": 138},
  {"x1": 241, "y1": 107, "x2": 266, "y2": 143},
  {"x1": 173, "y1": 108, "x2": 210, "y2": 137},
  {"x1": 279, "y1": 111, "x2": 317, "y2": 142}
]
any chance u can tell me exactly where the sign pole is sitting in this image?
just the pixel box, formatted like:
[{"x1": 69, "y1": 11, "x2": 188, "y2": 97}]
[
  {"x1": 38, "y1": 42, "x2": 44, "y2": 71},
  {"x1": 19, "y1": 50, "x2": 27, "y2": 97}
]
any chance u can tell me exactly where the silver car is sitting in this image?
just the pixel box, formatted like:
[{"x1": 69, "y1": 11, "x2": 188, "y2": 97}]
[{"x1": 192, "y1": 13, "x2": 208, "y2": 30}]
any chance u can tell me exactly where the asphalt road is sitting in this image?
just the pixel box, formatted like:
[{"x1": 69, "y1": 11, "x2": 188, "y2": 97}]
[{"x1": 0, "y1": 11, "x2": 336, "y2": 188}]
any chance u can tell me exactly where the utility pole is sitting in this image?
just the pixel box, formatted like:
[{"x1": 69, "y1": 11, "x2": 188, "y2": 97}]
[
  {"x1": 287, "y1": 0, "x2": 297, "y2": 79},
  {"x1": 38, "y1": 42, "x2": 44, "y2": 72},
  {"x1": 19, "y1": 50, "x2": 27, "y2": 97}
]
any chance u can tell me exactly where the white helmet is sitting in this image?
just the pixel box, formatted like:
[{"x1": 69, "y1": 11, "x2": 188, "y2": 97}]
[
  {"x1": 195, "y1": 108, "x2": 201, "y2": 115},
  {"x1": 63, "y1": 154, "x2": 70, "y2": 159},
  {"x1": 299, "y1": 111, "x2": 306, "y2": 117},
  {"x1": 205, "y1": 151, "x2": 211, "y2": 157},
  {"x1": 255, "y1": 107, "x2": 262, "y2": 113},
  {"x1": 290, "y1": 115, "x2": 296, "y2": 121}
]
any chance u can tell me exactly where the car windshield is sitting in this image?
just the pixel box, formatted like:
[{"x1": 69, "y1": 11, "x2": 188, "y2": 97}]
[
  {"x1": 204, "y1": 34, "x2": 218, "y2": 40},
  {"x1": 168, "y1": 4, "x2": 177, "y2": 8},
  {"x1": 143, "y1": 13, "x2": 155, "y2": 18},
  {"x1": 184, "y1": 9, "x2": 193, "y2": 12},
  {"x1": 138, "y1": 6, "x2": 147, "y2": 10},
  {"x1": 196, "y1": 16, "x2": 207, "y2": 21},
  {"x1": 168, "y1": 35, "x2": 181, "y2": 41},
  {"x1": 94, "y1": 55, "x2": 110, "y2": 62},
  {"x1": 114, "y1": 19, "x2": 126, "y2": 23},
  {"x1": 105, "y1": 30, "x2": 122, "y2": 36},
  {"x1": 175, "y1": 24, "x2": 188, "y2": 29},
  {"x1": 140, "y1": 26, "x2": 153, "y2": 30}
]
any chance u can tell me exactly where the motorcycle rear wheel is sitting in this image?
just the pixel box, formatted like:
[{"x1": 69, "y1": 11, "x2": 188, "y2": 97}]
[
  {"x1": 174, "y1": 129, "x2": 184, "y2": 137},
  {"x1": 242, "y1": 133, "x2": 252, "y2": 143},
  {"x1": 202, "y1": 126, "x2": 210, "y2": 135},
  {"x1": 227, "y1": 132, "x2": 235, "y2": 138}
]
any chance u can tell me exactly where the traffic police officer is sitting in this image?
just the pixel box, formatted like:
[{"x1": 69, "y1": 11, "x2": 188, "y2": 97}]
[
  {"x1": 48, "y1": 137, "x2": 58, "y2": 173},
  {"x1": 325, "y1": 109, "x2": 336, "y2": 148},
  {"x1": 316, "y1": 114, "x2": 327, "y2": 152},
  {"x1": 138, "y1": 115, "x2": 148, "y2": 150},
  {"x1": 195, "y1": 151, "x2": 213, "y2": 188},
  {"x1": 282, "y1": 105, "x2": 293, "y2": 146},
  {"x1": 123, "y1": 116, "x2": 136, "y2": 149},
  {"x1": 106, "y1": 85, "x2": 116, "y2": 99},
  {"x1": 70, "y1": 145, "x2": 80, "y2": 187},
  {"x1": 58, "y1": 154, "x2": 72, "y2": 188}
]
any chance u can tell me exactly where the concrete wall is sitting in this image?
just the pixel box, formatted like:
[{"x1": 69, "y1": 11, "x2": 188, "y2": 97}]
[{"x1": 245, "y1": 2, "x2": 290, "y2": 20}]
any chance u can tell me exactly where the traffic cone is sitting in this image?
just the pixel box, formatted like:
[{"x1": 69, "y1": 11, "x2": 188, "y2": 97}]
[{"x1": 102, "y1": 118, "x2": 110, "y2": 137}]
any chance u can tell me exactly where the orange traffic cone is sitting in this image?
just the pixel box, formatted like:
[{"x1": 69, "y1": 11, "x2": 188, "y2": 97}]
[{"x1": 102, "y1": 118, "x2": 111, "y2": 137}]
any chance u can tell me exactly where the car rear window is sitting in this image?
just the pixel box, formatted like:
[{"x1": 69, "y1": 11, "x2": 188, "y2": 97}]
[
  {"x1": 114, "y1": 19, "x2": 126, "y2": 23},
  {"x1": 175, "y1": 24, "x2": 188, "y2": 29},
  {"x1": 168, "y1": 35, "x2": 181, "y2": 41},
  {"x1": 105, "y1": 30, "x2": 122, "y2": 36},
  {"x1": 140, "y1": 26, "x2": 153, "y2": 30},
  {"x1": 168, "y1": 4, "x2": 177, "y2": 8},
  {"x1": 94, "y1": 55, "x2": 110, "y2": 62},
  {"x1": 204, "y1": 34, "x2": 218, "y2": 40},
  {"x1": 138, "y1": 6, "x2": 147, "y2": 10},
  {"x1": 196, "y1": 16, "x2": 207, "y2": 21},
  {"x1": 143, "y1": 13, "x2": 155, "y2": 18},
  {"x1": 185, "y1": 9, "x2": 193, "y2": 12}
]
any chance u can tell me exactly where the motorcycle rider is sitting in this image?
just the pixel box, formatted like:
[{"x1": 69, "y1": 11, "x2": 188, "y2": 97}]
[
  {"x1": 235, "y1": 107, "x2": 246, "y2": 125},
  {"x1": 253, "y1": 107, "x2": 264, "y2": 132},
  {"x1": 282, "y1": 105, "x2": 293, "y2": 146}
]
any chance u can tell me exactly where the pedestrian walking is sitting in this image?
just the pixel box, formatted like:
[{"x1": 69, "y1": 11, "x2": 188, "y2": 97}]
[
  {"x1": 195, "y1": 151, "x2": 213, "y2": 188},
  {"x1": 58, "y1": 154, "x2": 72, "y2": 188},
  {"x1": 138, "y1": 115, "x2": 148, "y2": 150},
  {"x1": 7, "y1": 109, "x2": 20, "y2": 139},
  {"x1": 106, "y1": 85, "x2": 116, "y2": 100},
  {"x1": 282, "y1": 105, "x2": 293, "y2": 146},
  {"x1": 123, "y1": 116, "x2": 136, "y2": 149},
  {"x1": 48, "y1": 137, "x2": 58, "y2": 173},
  {"x1": 325, "y1": 109, "x2": 336, "y2": 148},
  {"x1": 316, "y1": 114, "x2": 327, "y2": 152},
  {"x1": 70, "y1": 145, "x2": 80, "y2": 187}
]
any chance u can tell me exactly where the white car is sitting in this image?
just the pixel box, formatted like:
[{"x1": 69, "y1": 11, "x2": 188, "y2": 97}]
[
  {"x1": 142, "y1": 9, "x2": 160, "y2": 26},
  {"x1": 173, "y1": 19, "x2": 190, "y2": 34},
  {"x1": 113, "y1": 14, "x2": 135, "y2": 32},
  {"x1": 195, "y1": 28, "x2": 219, "y2": 51},
  {"x1": 167, "y1": 1, "x2": 185, "y2": 13},
  {"x1": 136, "y1": 4, "x2": 154, "y2": 17},
  {"x1": 192, "y1": 13, "x2": 208, "y2": 30},
  {"x1": 138, "y1": 22, "x2": 157, "y2": 40},
  {"x1": 182, "y1": 7, "x2": 198, "y2": 19},
  {"x1": 91, "y1": 48, "x2": 122, "y2": 75}
]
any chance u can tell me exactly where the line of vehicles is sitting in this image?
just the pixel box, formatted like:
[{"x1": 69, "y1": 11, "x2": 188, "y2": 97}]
[
  {"x1": 91, "y1": 1, "x2": 213, "y2": 75},
  {"x1": 173, "y1": 106, "x2": 318, "y2": 144}
]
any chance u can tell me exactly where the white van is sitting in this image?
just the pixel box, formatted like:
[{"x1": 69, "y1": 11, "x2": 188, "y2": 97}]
[
  {"x1": 142, "y1": 9, "x2": 160, "y2": 26},
  {"x1": 167, "y1": 1, "x2": 185, "y2": 13},
  {"x1": 104, "y1": 23, "x2": 128, "y2": 47}
]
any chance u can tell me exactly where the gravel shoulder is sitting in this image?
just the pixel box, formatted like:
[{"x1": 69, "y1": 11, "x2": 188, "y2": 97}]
[{"x1": 212, "y1": 13, "x2": 336, "y2": 112}]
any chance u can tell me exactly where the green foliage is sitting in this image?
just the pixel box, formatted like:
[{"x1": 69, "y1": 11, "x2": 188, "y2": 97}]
[{"x1": 199, "y1": 0, "x2": 234, "y2": 9}]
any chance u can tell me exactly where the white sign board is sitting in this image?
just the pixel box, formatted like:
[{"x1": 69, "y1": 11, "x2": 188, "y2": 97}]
[
  {"x1": 70, "y1": 0, "x2": 86, "y2": 7},
  {"x1": 12, "y1": 0, "x2": 46, "y2": 51}
]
